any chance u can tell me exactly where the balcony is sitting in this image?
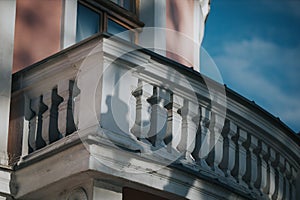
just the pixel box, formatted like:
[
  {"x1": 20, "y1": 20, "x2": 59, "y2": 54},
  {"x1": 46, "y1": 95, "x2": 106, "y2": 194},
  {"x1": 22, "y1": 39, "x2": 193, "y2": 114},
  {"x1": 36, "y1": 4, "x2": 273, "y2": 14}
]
[{"x1": 9, "y1": 34, "x2": 300, "y2": 199}]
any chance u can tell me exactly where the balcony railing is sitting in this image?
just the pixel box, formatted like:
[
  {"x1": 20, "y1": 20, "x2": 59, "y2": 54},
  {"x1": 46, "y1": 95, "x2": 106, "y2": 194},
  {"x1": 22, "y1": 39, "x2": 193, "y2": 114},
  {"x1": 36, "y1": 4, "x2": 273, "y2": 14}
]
[{"x1": 9, "y1": 35, "x2": 299, "y2": 200}]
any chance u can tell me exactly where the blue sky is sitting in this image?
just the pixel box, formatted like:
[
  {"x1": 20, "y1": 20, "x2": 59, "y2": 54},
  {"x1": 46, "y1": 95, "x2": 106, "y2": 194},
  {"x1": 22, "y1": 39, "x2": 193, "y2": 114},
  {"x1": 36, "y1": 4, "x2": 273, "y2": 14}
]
[{"x1": 201, "y1": 0, "x2": 300, "y2": 132}]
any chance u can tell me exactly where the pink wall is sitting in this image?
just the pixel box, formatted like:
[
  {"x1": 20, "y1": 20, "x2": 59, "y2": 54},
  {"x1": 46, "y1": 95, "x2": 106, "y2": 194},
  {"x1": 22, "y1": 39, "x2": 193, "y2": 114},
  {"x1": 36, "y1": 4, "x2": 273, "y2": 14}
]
[
  {"x1": 13, "y1": 0, "x2": 62, "y2": 73},
  {"x1": 166, "y1": 0, "x2": 195, "y2": 68},
  {"x1": 12, "y1": 0, "x2": 198, "y2": 72}
]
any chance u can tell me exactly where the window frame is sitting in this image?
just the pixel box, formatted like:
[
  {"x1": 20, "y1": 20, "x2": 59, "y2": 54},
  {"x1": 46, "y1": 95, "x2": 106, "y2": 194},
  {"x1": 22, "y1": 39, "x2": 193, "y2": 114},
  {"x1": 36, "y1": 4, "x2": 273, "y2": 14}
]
[
  {"x1": 76, "y1": 3, "x2": 103, "y2": 42},
  {"x1": 109, "y1": 0, "x2": 136, "y2": 13},
  {"x1": 78, "y1": 0, "x2": 143, "y2": 43},
  {"x1": 79, "y1": 0, "x2": 143, "y2": 28}
]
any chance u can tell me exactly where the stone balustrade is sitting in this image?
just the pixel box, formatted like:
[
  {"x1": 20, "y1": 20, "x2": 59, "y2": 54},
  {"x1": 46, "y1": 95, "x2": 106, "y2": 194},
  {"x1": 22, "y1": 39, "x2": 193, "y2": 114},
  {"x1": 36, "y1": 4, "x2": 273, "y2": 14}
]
[{"x1": 9, "y1": 35, "x2": 299, "y2": 200}]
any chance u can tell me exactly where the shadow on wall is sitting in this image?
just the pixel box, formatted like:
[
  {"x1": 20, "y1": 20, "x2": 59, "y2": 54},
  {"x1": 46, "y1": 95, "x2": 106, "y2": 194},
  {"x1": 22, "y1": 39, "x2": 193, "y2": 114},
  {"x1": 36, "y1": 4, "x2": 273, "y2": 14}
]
[{"x1": 96, "y1": 56, "x2": 196, "y2": 199}]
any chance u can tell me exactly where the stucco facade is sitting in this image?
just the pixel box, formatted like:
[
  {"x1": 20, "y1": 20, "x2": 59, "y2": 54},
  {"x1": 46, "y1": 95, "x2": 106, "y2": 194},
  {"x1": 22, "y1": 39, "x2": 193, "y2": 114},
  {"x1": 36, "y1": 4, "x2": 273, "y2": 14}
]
[{"x1": 0, "y1": 1, "x2": 299, "y2": 199}]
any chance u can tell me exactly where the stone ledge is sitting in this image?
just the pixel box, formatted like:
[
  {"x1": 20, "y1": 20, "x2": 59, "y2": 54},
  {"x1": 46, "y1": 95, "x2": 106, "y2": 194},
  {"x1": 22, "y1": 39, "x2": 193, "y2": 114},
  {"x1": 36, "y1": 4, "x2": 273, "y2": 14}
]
[
  {"x1": 0, "y1": 169, "x2": 11, "y2": 197},
  {"x1": 11, "y1": 130, "x2": 247, "y2": 200}
]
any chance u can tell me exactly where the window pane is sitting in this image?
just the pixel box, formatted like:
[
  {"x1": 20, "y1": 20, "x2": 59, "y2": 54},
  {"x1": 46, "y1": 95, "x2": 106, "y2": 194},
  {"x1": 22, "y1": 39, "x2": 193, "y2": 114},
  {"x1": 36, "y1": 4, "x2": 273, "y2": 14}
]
[
  {"x1": 123, "y1": 0, "x2": 131, "y2": 11},
  {"x1": 107, "y1": 19, "x2": 132, "y2": 42},
  {"x1": 76, "y1": 4, "x2": 100, "y2": 42},
  {"x1": 110, "y1": 0, "x2": 133, "y2": 11}
]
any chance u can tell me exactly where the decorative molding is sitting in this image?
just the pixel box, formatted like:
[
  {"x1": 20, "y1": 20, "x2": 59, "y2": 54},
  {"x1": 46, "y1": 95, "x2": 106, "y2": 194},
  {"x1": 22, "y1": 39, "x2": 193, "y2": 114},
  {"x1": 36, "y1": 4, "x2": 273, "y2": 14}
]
[
  {"x1": 9, "y1": 34, "x2": 300, "y2": 200},
  {"x1": 67, "y1": 187, "x2": 88, "y2": 200},
  {"x1": 0, "y1": 170, "x2": 11, "y2": 196}
]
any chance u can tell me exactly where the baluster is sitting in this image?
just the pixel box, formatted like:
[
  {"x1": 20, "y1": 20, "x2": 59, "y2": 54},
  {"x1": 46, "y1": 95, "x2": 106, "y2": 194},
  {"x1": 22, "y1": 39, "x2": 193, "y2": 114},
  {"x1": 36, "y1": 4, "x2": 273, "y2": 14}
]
[
  {"x1": 206, "y1": 112, "x2": 224, "y2": 176},
  {"x1": 58, "y1": 80, "x2": 76, "y2": 137},
  {"x1": 267, "y1": 148, "x2": 277, "y2": 199},
  {"x1": 147, "y1": 87, "x2": 170, "y2": 147},
  {"x1": 72, "y1": 81, "x2": 80, "y2": 129},
  {"x1": 28, "y1": 98, "x2": 40, "y2": 152},
  {"x1": 255, "y1": 141, "x2": 267, "y2": 196},
  {"x1": 28, "y1": 96, "x2": 47, "y2": 151},
  {"x1": 177, "y1": 99, "x2": 199, "y2": 162},
  {"x1": 36, "y1": 96, "x2": 47, "y2": 150},
  {"x1": 21, "y1": 95, "x2": 34, "y2": 157},
  {"x1": 261, "y1": 142, "x2": 270, "y2": 197},
  {"x1": 57, "y1": 80, "x2": 69, "y2": 136},
  {"x1": 50, "y1": 89, "x2": 64, "y2": 143},
  {"x1": 42, "y1": 89, "x2": 62, "y2": 145},
  {"x1": 290, "y1": 167, "x2": 297, "y2": 200},
  {"x1": 250, "y1": 136, "x2": 259, "y2": 192},
  {"x1": 231, "y1": 128, "x2": 248, "y2": 189},
  {"x1": 283, "y1": 160, "x2": 291, "y2": 200},
  {"x1": 192, "y1": 106, "x2": 211, "y2": 171},
  {"x1": 219, "y1": 120, "x2": 237, "y2": 182},
  {"x1": 243, "y1": 134, "x2": 259, "y2": 191},
  {"x1": 41, "y1": 91, "x2": 51, "y2": 145},
  {"x1": 164, "y1": 93, "x2": 183, "y2": 153},
  {"x1": 273, "y1": 154, "x2": 285, "y2": 200},
  {"x1": 131, "y1": 80, "x2": 152, "y2": 140}
]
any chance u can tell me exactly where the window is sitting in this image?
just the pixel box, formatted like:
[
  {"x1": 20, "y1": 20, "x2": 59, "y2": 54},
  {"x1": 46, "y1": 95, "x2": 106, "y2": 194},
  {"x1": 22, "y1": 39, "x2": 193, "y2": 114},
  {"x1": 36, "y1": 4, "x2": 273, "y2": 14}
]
[
  {"x1": 76, "y1": 1, "x2": 141, "y2": 43},
  {"x1": 76, "y1": 3, "x2": 101, "y2": 42},
  {"x1": 107, "y1": 19, "x2": 133, "y2": 41},
  {"x1": 110, "y1": 0, "x2": 135, "y2": 12}
]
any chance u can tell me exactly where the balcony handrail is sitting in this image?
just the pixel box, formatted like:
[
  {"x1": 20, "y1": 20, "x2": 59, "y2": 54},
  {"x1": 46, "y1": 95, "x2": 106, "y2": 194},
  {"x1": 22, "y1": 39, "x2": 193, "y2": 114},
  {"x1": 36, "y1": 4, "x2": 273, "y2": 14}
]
[{"x1": 9, "y1": 33, "x2": 299, "y2": 200}]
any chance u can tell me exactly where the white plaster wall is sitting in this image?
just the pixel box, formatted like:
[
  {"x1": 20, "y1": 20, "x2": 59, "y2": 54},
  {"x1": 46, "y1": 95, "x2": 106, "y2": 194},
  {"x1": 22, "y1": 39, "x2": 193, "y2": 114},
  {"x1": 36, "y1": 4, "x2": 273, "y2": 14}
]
[
  {"x1": 61, "y1": 0, "x2": 78, "y2": 48},
  {"x1": 0, "y1": 0, "x2": 16, "y2": 166},
  {"x1": 0, "y1": 170, "x2": 11, "y2": 197},
  {"x1": 139, "y1": 0, "x2": 166, "y2": 56}
]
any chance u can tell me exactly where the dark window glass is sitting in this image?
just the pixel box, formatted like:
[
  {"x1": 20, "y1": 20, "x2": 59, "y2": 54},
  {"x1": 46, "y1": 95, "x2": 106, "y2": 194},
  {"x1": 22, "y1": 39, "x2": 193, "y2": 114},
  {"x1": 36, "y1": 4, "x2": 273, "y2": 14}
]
[
  {"x1": 76, "y1": 4, "x2": 100, "y2": 42},
  {"x1": 123, "y1": 0, "x2": 131, "y2": 11},
  {"x1": 107, "y1": 19, "x2": 132, "y2": 41},
  {"x1": 123, "y1": 188, "x2": 168, "y2": 200},
  {"x1": 110, "y1": 0, "x2": 133, "y2": 11}
]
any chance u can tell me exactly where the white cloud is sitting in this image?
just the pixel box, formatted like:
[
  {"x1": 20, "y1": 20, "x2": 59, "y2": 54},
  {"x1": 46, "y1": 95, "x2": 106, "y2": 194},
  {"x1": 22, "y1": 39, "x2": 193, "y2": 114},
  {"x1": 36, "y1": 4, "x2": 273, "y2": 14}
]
[{"x1": 212, "y1": 38, "x2": 300, "y2": 131}]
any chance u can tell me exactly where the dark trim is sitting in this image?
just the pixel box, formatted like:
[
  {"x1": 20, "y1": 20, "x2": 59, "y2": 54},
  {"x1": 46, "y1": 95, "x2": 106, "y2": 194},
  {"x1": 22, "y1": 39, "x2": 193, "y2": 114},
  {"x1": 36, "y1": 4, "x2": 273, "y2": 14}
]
[{"x1": 225, "y1": 86, "x2": 300, "y2": 145}]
